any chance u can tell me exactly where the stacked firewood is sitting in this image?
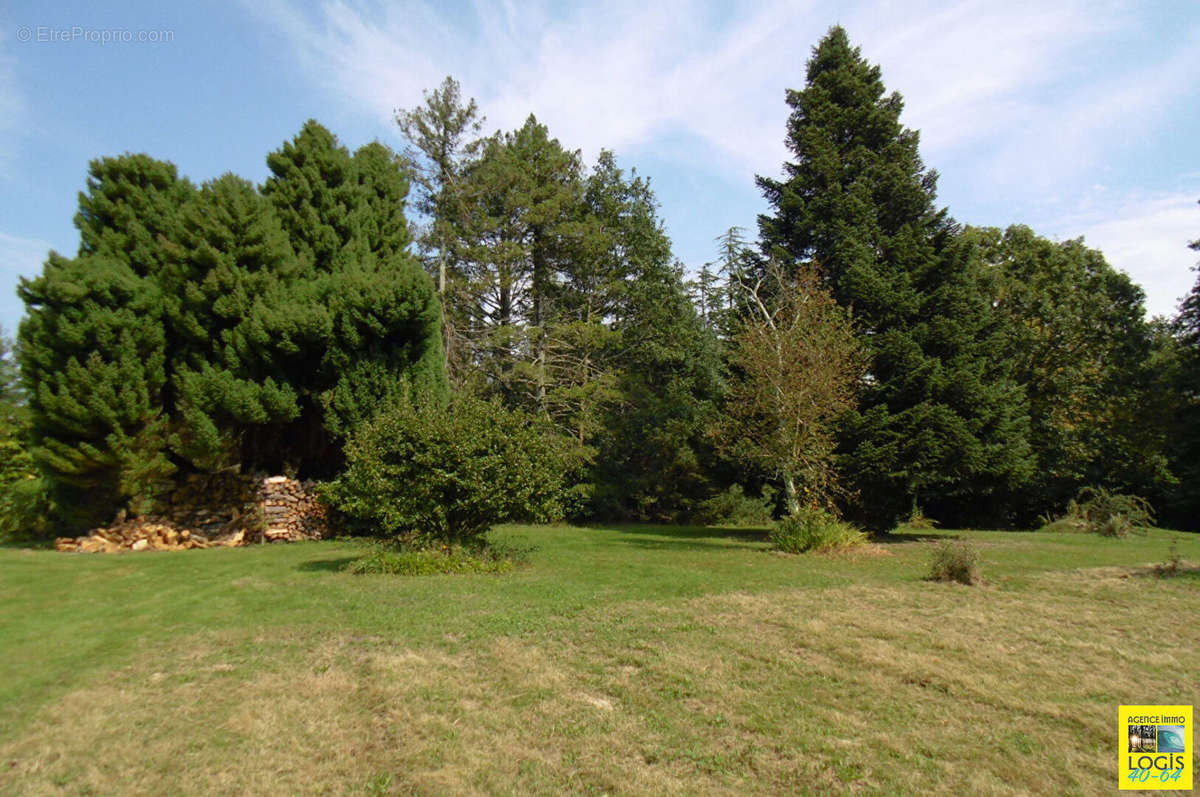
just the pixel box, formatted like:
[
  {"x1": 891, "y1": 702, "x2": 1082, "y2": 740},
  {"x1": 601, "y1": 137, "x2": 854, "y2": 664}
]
[
  {"x1": 54, "y1": 518, "x2": 246, "y2": 553},
  {"x1": 260, "y1": 476, "x2": 328, "y2": 542},
  {"x1": 54, "y1": 474, "x2": 327, "y2": 553},
  {"x1": 164, "y1": 472, "x2": 259, "y2": 539}
]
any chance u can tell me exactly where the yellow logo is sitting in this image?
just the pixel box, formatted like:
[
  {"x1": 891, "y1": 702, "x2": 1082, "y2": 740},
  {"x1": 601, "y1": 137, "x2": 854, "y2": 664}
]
[{"x1": 1119, "y1": 705, "x2": 1192, "y2": 790}]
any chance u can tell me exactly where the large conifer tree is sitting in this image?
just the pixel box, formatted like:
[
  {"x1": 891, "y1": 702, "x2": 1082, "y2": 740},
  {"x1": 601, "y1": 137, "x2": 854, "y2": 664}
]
[
  {"x1": 20, "y1": 124, "x2": 447, "y2": 528},
  {"x1": 758, "y1": 27, "x2": 1032, "y2": 529},
  {"x1": 19, "y1": 155, "x2": 189, "y2": 524},
  {"x1": 262, "y1": 121, "x2": 447, "y2": 455}
]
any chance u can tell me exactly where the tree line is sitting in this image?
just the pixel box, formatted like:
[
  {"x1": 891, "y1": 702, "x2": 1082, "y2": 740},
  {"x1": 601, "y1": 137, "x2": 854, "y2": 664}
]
[{"x1": 2, "y1": 25, "x2": 1198, "y2": 539}]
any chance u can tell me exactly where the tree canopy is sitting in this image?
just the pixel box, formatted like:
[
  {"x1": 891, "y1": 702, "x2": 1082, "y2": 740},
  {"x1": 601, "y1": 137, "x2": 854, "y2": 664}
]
[
  {"x1": 757, "y1": 26, "x2": 1033, "y2": 529},
  {"x1": 18, "y1": 123, "x2": 446, "y2": 530}
]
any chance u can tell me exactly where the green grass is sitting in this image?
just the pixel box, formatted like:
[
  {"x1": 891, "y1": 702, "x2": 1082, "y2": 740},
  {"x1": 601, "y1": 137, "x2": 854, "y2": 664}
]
[{"x1": 0, "y1": 525, "x2": 1197, "y2": 795}]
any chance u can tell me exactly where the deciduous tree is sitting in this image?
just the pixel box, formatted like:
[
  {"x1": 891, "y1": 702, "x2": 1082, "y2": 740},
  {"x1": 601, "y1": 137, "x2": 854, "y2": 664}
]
[{"x1": 719, "y1": 261, "x2": 863, "y2": 515}]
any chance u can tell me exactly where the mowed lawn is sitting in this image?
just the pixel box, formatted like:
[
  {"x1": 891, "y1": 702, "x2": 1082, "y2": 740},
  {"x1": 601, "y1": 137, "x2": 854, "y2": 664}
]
[{"x1": 0, "y1": 526, "x2": 1197, "y2": 796}]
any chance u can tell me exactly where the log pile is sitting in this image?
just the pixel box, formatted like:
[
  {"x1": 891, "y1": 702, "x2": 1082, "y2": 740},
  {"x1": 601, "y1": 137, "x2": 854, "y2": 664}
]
[
  {"x1": 259, "y1": 475, "x2": 328, "y2": 542},
  {"x1": 54, "y1": 518, "x2": 246, "y2": 553},
  {"x1": 164, "y1": 472, "x2": 259, "y2": 539},
  {"x1": 54, "y1": 474, "x2": 327, "y2": 553}
]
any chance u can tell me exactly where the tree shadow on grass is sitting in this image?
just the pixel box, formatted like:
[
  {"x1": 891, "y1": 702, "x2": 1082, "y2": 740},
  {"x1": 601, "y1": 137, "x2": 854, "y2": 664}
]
[
  {"x1": 599, "y1": 524, "x2": 771, "y2": 552},
  {"x1": 0, "y1": 534, "x2": 56, "y2": 550},
  {"x1": 870, "y1": 528, "x2": 961, "y2": 545},
  {"x1": 296, "y1": 557, "x2": 358, "y2": 573}
]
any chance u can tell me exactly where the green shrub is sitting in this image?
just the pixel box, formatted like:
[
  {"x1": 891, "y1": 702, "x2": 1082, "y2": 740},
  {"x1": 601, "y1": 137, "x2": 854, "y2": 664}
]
[
  {"x1": 0, "y1": 475, "x2": 56, "y2": 545},
  {"x1": 770, "y1": 507, "x2": 867, "y2": 553},
  {"x1": 928, "y1": 540, "x2": 981, "y2": 585},
  {"x1": 901, "y1": 505, "x2": 939, "y2": 530},
  {"x1": 343, "y1": 539, "x2": 529, "y2": 576},
  {"x1": 693, "y1": 484, "x2": 776, "y2": 526},
  {"x1": 321, "y1": 394, "x2": 570, "y2": 545},
  {"x1": 1047, "y1": 486, "x2": 1156, "y2": 538}
]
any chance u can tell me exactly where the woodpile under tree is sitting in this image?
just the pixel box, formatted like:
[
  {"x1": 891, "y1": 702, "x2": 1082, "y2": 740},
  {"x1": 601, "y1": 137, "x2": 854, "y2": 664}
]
[{"x1": 55, "y1": 475, "x2": 327, "y2": 553}]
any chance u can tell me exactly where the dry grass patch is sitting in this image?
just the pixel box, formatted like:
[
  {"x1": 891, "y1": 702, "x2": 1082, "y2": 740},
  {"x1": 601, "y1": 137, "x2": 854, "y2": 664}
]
[{"x1": 4, "y1": 566, "x2": 1198, "y2": 795}]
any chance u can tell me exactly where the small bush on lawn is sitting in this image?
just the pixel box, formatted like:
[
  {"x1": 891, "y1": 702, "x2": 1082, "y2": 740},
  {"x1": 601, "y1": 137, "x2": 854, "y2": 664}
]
[
  {"x1": 901, "y1": 505, "x2": 939, "y2": 530},
  {"x1": 344, "y1": 539, "x2": 530, "y2": 576},
  {"x1": 693, "y1": 484, "x2": 776, "y2": 526},
  {"x1": 928, "y1": 540, "x2": 981, "y2": 585},
  {"x1": 770, "y1": 507, "x2": 867, "y2": 553},
  {"x1": 322, "y1": 394, "x2": 571, "y2": 546},
  {"x1": 1043, "y1": 486, "x2": 1156, "y2": 537}
]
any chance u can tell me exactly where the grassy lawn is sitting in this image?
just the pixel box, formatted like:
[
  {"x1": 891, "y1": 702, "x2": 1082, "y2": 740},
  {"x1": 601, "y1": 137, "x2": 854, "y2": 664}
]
[{"x1": 0, "y1": 525, "x2": 1197, "y2": 795}]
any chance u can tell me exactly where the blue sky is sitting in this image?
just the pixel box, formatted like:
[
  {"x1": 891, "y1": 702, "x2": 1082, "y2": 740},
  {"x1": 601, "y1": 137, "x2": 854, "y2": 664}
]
[{"x1": 2, "y1": 0, "x2": 1198, "y2": 337}]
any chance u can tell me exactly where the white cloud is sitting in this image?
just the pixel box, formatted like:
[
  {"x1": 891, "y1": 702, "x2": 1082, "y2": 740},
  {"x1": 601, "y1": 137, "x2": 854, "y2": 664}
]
[
  {"x1": 244, "y1": 0, "x2": 820, "y2": 168},
  {"x1": 1053, "y1": 193, "x2": 1198, "y2": 319},
  {"x1": 244, "y1": 1, "x2": 1196, "y2": 181},
  {"x1": 246, "y1": 0, "x2": 1199, "y2": 308}
]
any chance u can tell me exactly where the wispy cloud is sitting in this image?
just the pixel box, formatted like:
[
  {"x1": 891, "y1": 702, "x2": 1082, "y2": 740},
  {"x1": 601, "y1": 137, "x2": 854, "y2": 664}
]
[
  {"x1": 1052, "y1": 193, "x2": 1198, "y2": 318},
  {"x1": 245, "y1": 0, "x2": 1198, "y2": 313},
  {"x1": 243, "y1": 0, "x2": 1185, "y2": 181}
]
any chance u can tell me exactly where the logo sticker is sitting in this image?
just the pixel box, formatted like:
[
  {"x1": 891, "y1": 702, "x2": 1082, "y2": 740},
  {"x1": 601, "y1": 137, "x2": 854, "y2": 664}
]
[{"x1": 1119, "y1": 705, "x2": 1192, "y2": 790}]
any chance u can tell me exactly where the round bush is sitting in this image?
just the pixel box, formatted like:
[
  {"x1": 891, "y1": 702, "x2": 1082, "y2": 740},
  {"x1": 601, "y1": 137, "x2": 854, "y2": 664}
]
[
  {"x1": 770, "y1": 507, "x2": 867, "y2": 553},
  {"x1": 322, "y1": 394, "x2": 570, "y2": 545}
]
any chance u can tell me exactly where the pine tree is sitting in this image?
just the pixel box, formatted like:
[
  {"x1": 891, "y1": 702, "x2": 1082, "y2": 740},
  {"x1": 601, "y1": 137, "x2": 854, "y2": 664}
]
[
  {"x1": 758, "y1": 27, "x2": 1033, "y2": 529},
  {"x1": 18, "y1": 252, "x2": 172, "y2": 525},
  {"x1": 582, "y1": 155, "x2": 722, "y2": 520},
  {"x1": 19, "y1": 125, "x2": 447, "y2": 528},
  {"x1": 454, "y1": 115, "x2": 586, "y2": 410},
  {"x1": 395, "y1": 77, "x2": 486, "y2": 376},
  {"x1": 395, "y1": 77, "x2": 484, "y2": 295},
  {"x1": 18, "y1": 154, "x2": 190, "y2": 525}
]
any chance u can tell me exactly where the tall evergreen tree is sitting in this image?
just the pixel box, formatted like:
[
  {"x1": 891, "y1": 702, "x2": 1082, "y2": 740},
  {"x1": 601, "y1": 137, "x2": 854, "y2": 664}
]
[
  {"x1": 395, "y1": 77, "x2": 486, "y2": 375},
  {"x1": 19, "y1": 124, "x2": 446, "y2": 528},
  {"x1": 18, "y1": 154, "x2": 190, "y2": 524},
  {"x1": 454, "y1": 115, "x2": 586, "y2": 410},
  {"x1": 262, "y1": 121, "x2": 447, "y2": 458},
  {"x1": 395, "y1": 78, "x2": 484, "y2": 294},
  {"x1": 585, "y1": 155, "x2": 723, "y2": 520},
  {"x1": 758, "y1": 27, "x2": 1033, "y2": 529},
  {"x1": 164, "y1": 173, "x2": 308, "y2": 473},
  {"x1": 18, "y1": 252, "x2": 172, "y2": 523}
]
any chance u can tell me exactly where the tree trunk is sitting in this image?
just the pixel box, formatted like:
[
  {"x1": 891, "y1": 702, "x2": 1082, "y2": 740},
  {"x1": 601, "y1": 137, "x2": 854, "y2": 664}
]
[
  {"x1": 783, "y1": 473, "x2": 800, "y2": 516},
  {"x1": 532, "y1": 235, "x2": 548, "y2": 415}
]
